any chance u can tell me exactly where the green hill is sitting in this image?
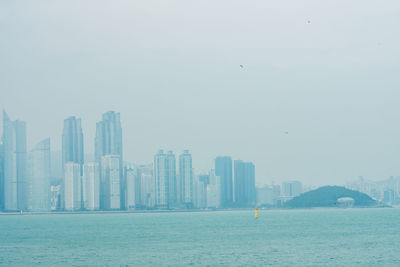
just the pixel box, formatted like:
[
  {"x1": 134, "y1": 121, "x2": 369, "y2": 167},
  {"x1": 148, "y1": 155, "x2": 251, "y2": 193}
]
[{"x1": 284, "y1": 186, "x2": 377, "y2": 208}]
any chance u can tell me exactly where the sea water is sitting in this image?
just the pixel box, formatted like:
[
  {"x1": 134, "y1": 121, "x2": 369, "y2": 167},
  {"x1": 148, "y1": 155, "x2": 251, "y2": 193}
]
[{"x1": 1, "y1": 208, "x2": 400, "y2": 266}]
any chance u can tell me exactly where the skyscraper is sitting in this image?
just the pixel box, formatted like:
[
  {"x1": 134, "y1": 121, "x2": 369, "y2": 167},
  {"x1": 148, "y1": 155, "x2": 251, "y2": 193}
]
[
  {"x1": 2, "y1": 111, "x2": 27, "y2": 211},
  {"x1": 0, "y1": 142, "x2": 4, "y2": 211},
  {"x1": 125, "y1": 165, "x2": 137, "y2": 210},
  {"x1": 101, "y1": 155, "x2": 121, "y2": 210},
  {"x1": 206, "y1": 170, "x2": 221, "y2": 208},
  {"x1": 26, "y1": 138, "x2": 51, "y2": 212},
  {"x1": 95, "y1": 111, "x2": 124, "y2": 209},
  {"x1": 82, "y1": 162, "x2": 100, "y2": 210},
  {"x1": 154, "y1": 150, "x2": 169, "y2": 208},
  {"x1": 179, "y1": 150, "x2": 193, "y2": 207},
  {"x1": 154, "y1": 150, "x2": 177, "y2": 208},
  {"x1": 166, "y1": 151, "x2": 177, "y2": 207},
  {"x1": 64, "y1": 162, "x2": 81, "y2": 211},
  {"x1": 138, "y1": 164, "x2": 154, "y2": 209},
  {"x1": 214, "y1": 156, "x2": 233, "y2": 208},
  {"x1": 234, "y1": 160, "x2": 256, "y2": 207},
  {"x1": 193, "y1": 174, "x2": 207, "y2": 209},
  {"x1": 62, "y1": 116, "x2": 84, "y2": 171}
]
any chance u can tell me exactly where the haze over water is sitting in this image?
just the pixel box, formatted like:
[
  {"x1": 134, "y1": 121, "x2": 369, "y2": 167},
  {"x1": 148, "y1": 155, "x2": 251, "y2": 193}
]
[
  {"x1": 1, "y1": 209, "x2": 400, "y2": 266},
  {"x1": 2, "y1": 0, "x2": 400, "y2": 185}
]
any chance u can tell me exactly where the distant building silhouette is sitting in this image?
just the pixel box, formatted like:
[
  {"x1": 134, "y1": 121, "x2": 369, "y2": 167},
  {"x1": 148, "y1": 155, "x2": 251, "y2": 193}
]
[
  {"x1": 193, "y1": 174, "x2": 207, "y2": 209},
  {"x1": 82, "y1": 162, "x2": 100, "y2": 210},
  {"x1": 179, "y1": 150, "x2": 193, "y2": 207},
  {"x1": 206, "y1": 170, "x2": 221, "y2": 208},
  {"x1": 137, "y1": 164, "x2": 154, "y2": 209},
  {"x1": 214, "y1": 156, "x2": 233, "y2": 207},
  {"x1": 282, "y1": 181, "x2": 303, "y2": 198},
  {"x1": 166, "y1": 151, "x2": 177, "y2": 207},
  {"x1": 62, "y1": 116, "x2": 84, "y2": 171},
  {"x1": 64, "y1": 162, "x2": 81, "y2": 211},
  {"x1": 125, "y1": 164, "x2": 137, "y2": 210},
  {"x1": 234, "y1": 160, "x2": 255, "y2": 207},
  {"x1": 95, "y1": 111, "x2": 124, "y2": 209},
  {"x1": 2, "y1": 110, "x2": 27, "y2": 211},
  {"x1": 0, "y1": 142, "x2": 4, "y2": 210},
  {"x1": 101, "y1": 155, "x2": 121, "y2": 210},
  {"x1": 154, "y1": 150, "x2": 175, "y2": 208},
  {"x1": 26, "y1": 138, "x2": 51, "y2": 212}
]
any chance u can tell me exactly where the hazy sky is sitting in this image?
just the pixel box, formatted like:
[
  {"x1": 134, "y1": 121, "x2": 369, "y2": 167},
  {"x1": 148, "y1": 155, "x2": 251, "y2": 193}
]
[{"x1": 1, "y1": 0, "x2": 400, "y2": 186}]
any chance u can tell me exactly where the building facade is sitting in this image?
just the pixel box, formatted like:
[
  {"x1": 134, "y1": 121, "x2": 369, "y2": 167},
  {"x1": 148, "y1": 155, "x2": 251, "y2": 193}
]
[
  {"x1": 179, "y1": 150, "x2": 193, "y2": 207},
  {"x1": 207, "y1": 170, "x2": 221, "y2": 208},
  {"x1": 125, "y1": 165, "x2": 137, "y2": 209},
  {"x1": 26, "y1": 138, "x2": 51, "y2": 212},
  {"x1": 154, "y1": 150, "x2": 177, "y2": 208},
  {"x1": 282, "y1": 181, "x2": 303, "y2": 198},
  {"x1": 62, "y1": 116, "x2": 84, "y2": 171},
  {"x1": 101, "y1": 155, "x2": 121, "y2": 210},
  {"x1": 64, "y1": 162, "x2": 81, "y2": 211},
  {"x1": 214, "y1": 156, "x2": 233, "y2": 207},
  {"x1": 95, "y1": 111, "x2": 124, "y2": 209},
  {"x1": 82, "y1": 162, "x2": 100, "y2": 210},
  {"x1": 234, "y1": 160, "x2": 255, "y2": 207},
  {"x1": 138, "y1": 164, "x2": 154, "y2": 209},
  {"x1": 2, "y1": 111, "x2": 27, "y2": 211}
]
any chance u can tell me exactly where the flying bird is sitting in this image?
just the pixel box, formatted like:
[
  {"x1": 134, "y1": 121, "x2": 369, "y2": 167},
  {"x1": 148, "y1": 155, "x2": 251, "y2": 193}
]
[{"x1": 240, "y1": 65, "x2": 244, "y2": 68}]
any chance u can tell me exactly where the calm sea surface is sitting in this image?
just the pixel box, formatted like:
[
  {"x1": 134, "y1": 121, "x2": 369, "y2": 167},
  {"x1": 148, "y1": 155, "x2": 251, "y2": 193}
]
[{"x1": 1, "y1": 208, "x2": 400, "y2": 266}]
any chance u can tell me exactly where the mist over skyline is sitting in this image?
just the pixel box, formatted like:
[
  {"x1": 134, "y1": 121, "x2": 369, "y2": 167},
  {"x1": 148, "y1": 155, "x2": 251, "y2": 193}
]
[{"x1": 2, "y1": 0, "x2": 400, "y2": 186}]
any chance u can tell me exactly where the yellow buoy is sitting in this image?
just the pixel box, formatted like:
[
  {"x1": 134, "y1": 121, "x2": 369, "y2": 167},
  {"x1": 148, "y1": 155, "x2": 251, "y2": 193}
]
[{"x1": 255, "y1": 208, "x2": 258, "y2": 219}]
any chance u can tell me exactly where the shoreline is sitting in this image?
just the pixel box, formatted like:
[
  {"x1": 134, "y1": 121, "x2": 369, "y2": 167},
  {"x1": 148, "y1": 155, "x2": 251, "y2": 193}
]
[{"x1": 0, "y1": 205, "x2": 393, "y2": 216}]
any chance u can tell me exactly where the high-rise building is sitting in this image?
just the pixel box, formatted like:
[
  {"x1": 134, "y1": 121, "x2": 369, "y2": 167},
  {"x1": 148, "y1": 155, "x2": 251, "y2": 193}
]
[
  {"x1": 282, "y1": 181, "x2": 303, "y2": 198},
  {"x1": 206, "y1": 170, "x2": 221, "y2": 208},
  {"x1": 82, "y1": 162, "x2": 100, "y2": 210},
  {"x1": 179, "y1": 150, "x2": 193, "y2": 207},
  {"x1": 193, "y1": 174, "x2": 207, "y2": 209},
  {"x1": 154, "y1": 150, "x2": 177, "y2": 208},
  {"x1": 2, "y1": 111, "x2": 27, "y2": 211},
  {"x1": 95, "y1": 111, "x2": 124, "y2": 209},
  {"x1": 166, "y1": 151, "x2": 177, "y2": 207},
  {"x1": 26, "y1": 138, "x2": 51, "y2": 212},
  {"x1": 0, "y1": 142, "x2": 4, "y2": 210},
  {"x1": 214, "y1": 156, "x2": 233, "y2": 207},
  {"x1": 101, "y1": 155, "x2": 120, "y2": 210},
  {"x1": 62, "y1": 116, "x2": 84, "y2": 171},
  {"x1": 125, "y1": 165, "x2": 137, "y2": 210},
  {"x1": 64, "y1": 162, "x2": 81, "y2": 211},
  {"x1": 50, "y1": 151, "x2": 63, "y2": 187},
  {"x1": 154, "y1": 150, "x2": 169, "y2": 208},
  {"x1": 137, "y1": 164, "x2": 154, "y2": 209},
  {"x1": 234, "y1": 160, "x2": 256, "y2": 207}
]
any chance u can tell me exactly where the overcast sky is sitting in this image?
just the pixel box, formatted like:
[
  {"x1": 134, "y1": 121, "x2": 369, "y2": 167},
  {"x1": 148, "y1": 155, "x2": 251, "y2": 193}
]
[{"x1": 1, "y1": 0, "x2": 400, "y2": 186}]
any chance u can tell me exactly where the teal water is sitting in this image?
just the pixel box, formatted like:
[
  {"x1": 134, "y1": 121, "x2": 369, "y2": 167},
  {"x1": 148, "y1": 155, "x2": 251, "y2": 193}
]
[{"x1": 1, "y1": 208, "x2": 400, "y2": 266}]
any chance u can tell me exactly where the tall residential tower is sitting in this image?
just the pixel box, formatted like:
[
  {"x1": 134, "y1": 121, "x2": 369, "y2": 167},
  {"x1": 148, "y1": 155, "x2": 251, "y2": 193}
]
[
  {"x1": 95, "y1": 111, "x2": 124, "y2": 209},
  {"x1": 62, "y1": 116, "x2": 84, "y2": 170},
  {"x1": 214, "y1": 156, "x2": 233, "y2": 207},
  {"x1": 2, "y1": 111, "x2": 27, "y2": 211},
  {"x1": 26, "y1": 138, "x2": 51, "y2": 212},
  {"x1": 179, "y1": 150, "x2": 193, "y2": 207}
]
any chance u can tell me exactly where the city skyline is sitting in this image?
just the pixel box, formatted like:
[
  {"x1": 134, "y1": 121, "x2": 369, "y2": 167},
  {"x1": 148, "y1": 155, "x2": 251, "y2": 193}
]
[{"x1": 1, "y1": 109, "x2": 400, "y2": 187}]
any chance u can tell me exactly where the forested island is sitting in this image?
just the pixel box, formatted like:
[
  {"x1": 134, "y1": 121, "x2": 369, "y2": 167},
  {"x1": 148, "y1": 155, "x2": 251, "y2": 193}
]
[{"x1": 285, "y1": 186, "x2": 377, "y2": 208}]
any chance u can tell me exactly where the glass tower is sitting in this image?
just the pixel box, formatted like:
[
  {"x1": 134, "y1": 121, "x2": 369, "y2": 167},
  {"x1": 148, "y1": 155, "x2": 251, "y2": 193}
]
[
  {"x1": 27, "y1": 138, "x2": 51, "y2": 212},
  {"x1": 95, "y1": 111, "x2": 124, "y2": 209},
  {"x1": 214, "y1": 156, "x2": 233, "y2": 208},
  {"x1": 2, "y1": 111, "x2": 27, "y2": 211}
]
